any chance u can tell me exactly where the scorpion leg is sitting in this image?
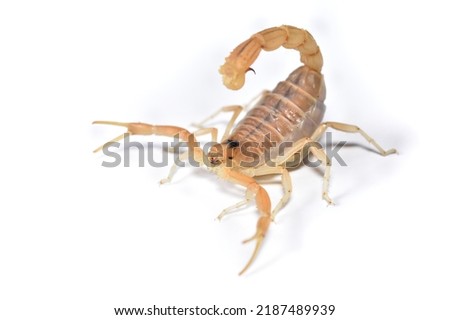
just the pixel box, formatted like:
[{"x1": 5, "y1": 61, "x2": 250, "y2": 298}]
[
  {"x1": 216, "y1": 165, "x2": 291, "y2": 221},
  {"x1": 252, "y1": 166, "x2": 293, "y2": 220},
  {"x1": 216, "y1": 187, "x2": 252, "y2": 221},
  {"x1": 311, "y1": 122, "x2": 397, "y2": 156},
  {"x1": 192, "y1": 91, "x2": 270, "y2": 142},
  {"x1": 192, "y1": 105, "x2": 243, "y2": 141},
  {"x1": 218, "y1": 168, "x2": 271, "y2": 275},
  {"x1": 307, "y1": 143, "x2": 334, "y2": 205},
  {"x1": 276, "y1": 138, "x2": 334, "y2": 205}
]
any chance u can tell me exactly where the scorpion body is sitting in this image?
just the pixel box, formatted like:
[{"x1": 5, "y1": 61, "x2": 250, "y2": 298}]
[
  {"x1": 94, "y1": 25, "x2": 396, "y2": 275},
  {"x1": 224, "y1": 66, "x2": 326, "y2": 164}
]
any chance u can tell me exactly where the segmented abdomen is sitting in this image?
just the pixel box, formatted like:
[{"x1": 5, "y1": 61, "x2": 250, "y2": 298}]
[{"x1": 228, "y1": 66, "x2": 326, "y2": 158}]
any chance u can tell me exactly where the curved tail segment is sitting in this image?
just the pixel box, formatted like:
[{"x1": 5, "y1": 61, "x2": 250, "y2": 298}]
[{"x1": 219, "y1": 25, "x2": 323, "y2": 90}]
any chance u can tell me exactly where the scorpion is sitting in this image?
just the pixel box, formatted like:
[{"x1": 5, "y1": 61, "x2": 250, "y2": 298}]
[{"x1": 93, "y1": 25, "x2": 396, "y2": 275}]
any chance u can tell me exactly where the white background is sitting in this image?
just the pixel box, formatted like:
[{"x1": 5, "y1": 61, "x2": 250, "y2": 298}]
[{"x1": 1, "y1": 1, "x2": 449, "y2": 319}]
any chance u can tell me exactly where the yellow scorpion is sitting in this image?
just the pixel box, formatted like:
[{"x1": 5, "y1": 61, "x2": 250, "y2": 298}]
[{"x1": 94, "y1": 25, "x2": 396, "y2": 275}]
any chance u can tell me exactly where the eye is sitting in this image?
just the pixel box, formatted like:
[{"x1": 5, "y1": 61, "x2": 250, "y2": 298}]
[
  {"x1": 228, "y1": 156, "x2": 233, "y2": 160},
  {"x1": 227, "y1": 140, "x2": 240, "y2": 148}
]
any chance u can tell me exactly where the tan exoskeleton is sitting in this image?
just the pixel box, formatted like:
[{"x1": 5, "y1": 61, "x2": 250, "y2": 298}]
[{"x1": 93, "y1": 25, "x2": 396, "y2": 275}]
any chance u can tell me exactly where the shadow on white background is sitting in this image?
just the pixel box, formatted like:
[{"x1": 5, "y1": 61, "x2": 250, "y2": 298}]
[{"x1": 1, "y1": 1, "x2": 449, "y2": 319}]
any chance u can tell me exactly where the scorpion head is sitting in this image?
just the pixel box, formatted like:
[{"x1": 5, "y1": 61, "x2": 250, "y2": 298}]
[{"x1": 207, "y1": 140, "x2": 241, "y2": 167}]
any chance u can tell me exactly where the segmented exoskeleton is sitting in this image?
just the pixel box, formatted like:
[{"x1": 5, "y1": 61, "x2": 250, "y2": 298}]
[{"x1": 94, "y1": 25, "x2": 396, "y2": 275}]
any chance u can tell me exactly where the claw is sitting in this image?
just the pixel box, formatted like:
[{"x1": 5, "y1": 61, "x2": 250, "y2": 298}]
[
  {"x1": 93, "y1": 132, "x2": 129, "y2": 153},
  {"x1": 92, "y1": 121, "x2": 135, "y2": 153},
  {"x1": 239, "y1": 235, "x2": 264, "y2": 276},
  {"x1": 238, "y1": 215, "x2": 271, "y2": 276},
  {"x1": 92, "y1": 121, "x2": 193, "y2": 153}
]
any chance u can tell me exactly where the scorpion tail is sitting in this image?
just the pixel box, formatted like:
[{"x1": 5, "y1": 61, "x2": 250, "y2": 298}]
[{"x1": 220, "y1": 25, "x2": 323, "y2": 90}]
